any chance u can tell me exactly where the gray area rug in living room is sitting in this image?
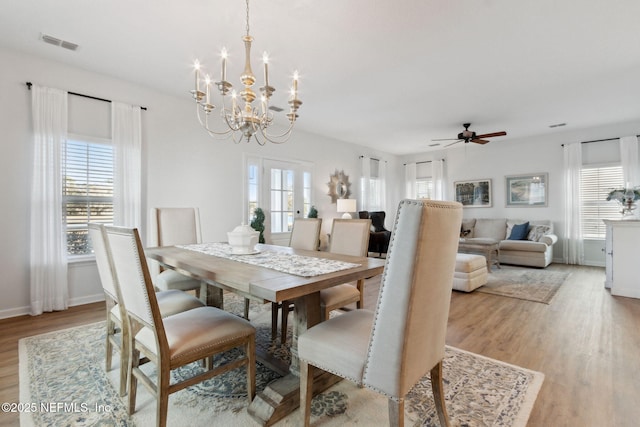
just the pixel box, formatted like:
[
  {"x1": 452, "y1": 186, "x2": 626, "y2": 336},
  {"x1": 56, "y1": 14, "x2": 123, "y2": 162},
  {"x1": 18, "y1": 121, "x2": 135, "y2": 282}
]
[
  {"x1": 20, "y1": 310, "x2": 544, "y2": 427},
  {"x1": 477, "y1": 266, "x2": 570, "y2": 304}
]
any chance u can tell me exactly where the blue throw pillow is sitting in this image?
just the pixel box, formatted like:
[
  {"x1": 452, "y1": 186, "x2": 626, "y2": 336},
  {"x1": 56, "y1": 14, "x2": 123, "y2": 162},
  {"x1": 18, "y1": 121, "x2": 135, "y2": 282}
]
[{"x1": 509, "y1": 222, "x2": 530, "y2": 240}]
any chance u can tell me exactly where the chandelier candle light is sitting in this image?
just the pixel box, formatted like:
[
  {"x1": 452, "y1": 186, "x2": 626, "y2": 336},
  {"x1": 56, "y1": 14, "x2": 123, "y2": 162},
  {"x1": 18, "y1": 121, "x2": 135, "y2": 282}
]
[{"x1": 191, "y1": 0, "x2": 302, "y2": 145}]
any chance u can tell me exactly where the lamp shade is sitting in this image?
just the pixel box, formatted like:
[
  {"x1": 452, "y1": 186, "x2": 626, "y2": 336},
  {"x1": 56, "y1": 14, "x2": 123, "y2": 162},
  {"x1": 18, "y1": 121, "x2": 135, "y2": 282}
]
[{"x1": 337, "y1": 199, "x2": 357, "y2": 218}]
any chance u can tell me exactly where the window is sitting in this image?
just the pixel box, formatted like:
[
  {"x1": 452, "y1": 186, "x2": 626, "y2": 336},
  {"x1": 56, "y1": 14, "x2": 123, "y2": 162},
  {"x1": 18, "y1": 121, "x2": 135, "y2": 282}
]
[
  {"x1": 302, "y1": 171, "x2": 312, "y2": 218},
  {"x1": 247, "y1": 163, "x2": 259, "y2": 221},
  {"x1": 580, "y1": 165, "x2": 623, "y2": 239},
  {"x1": 63, "y1": 136, "x2": 113, "y2": 255},
  {"x1": 270, "y1": 167, "x2": 294, "y2": 233},
  {"x1": 362, "y1": 157, "x2": 386, "y2": 211},
  {"x1": 416, "y1": 178, "x2": 433, "y2": 199}
]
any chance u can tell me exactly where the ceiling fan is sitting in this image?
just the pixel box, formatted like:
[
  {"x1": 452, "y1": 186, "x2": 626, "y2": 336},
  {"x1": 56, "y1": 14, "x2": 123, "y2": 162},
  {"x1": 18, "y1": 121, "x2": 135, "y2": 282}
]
[{"x1": 433, "y1": 123, "x2": 507, "y2": 147}]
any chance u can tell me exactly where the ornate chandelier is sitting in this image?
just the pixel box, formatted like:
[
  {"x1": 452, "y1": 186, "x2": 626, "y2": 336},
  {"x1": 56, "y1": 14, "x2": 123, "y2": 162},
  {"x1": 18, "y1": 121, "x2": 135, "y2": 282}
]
[{"x1": 190, "y1": 0, "x2": 302, "y2": 145}]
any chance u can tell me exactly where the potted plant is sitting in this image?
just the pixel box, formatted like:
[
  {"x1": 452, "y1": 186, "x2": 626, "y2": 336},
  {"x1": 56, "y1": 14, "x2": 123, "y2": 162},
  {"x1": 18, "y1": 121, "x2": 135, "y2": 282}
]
[
  {"x1": 308, "y1": 205, "x2": 318, "y2": 218},
  {"x1": 250, "y1": 207, "x2": 266, "y2": 243}
]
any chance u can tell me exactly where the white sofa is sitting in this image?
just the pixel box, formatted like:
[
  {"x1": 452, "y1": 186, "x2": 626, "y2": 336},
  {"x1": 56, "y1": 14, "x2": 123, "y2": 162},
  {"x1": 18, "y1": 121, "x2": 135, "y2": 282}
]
[{"x1": 460, "y1": 218, "x2": 558, "y2": 268}]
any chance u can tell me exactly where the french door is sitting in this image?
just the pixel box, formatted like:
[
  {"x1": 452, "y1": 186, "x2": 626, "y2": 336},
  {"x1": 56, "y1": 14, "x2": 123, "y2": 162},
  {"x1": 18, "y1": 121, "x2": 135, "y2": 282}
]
[{"x1": 249, "y1": 158, "x2": 311, "y2": 245}]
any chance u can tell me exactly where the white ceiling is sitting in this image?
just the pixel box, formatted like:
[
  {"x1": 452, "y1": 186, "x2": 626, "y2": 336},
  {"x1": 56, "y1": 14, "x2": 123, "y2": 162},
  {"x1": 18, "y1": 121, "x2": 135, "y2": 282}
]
[{"x1": 2, "y1": 0, "x2": 640, "y2": 155}]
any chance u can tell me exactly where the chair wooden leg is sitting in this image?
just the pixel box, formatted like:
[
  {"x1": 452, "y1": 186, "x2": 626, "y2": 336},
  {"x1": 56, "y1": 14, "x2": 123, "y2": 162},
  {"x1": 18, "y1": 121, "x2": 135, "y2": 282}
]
[
  {"x1": 118, "y1": 323, "x2": 129, "y2": 397},
  {"x1": 356, "y1": 278, "x2": 364, "y2": 309},
  {"x1": 157, "y1": 367, "x2": 170, "y2": 427},
  {"x1": 105, "y1": 318, "x2": 113, "y2": 371},
  {"x1": 246, "y1": 336, "x2": 256, "y2": 403},
  {"x1": 128, "y1": 348, "x2": 140, "y2": 416},
  {"x1": 388, "y1": 398, "x2": 404, "y2": 427},
  {"x1": 430, "y1": 361, "x2": 450, "y2": 427},
  {"x1": 300, "y1": 361, "x2": 314, "y2": 427}
]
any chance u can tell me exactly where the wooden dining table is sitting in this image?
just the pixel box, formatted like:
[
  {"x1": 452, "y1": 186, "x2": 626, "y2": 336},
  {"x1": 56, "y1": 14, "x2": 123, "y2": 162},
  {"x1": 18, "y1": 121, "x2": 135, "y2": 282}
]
[{"x1": 145, "y1": 243, "x2": 385, "y2": 426}]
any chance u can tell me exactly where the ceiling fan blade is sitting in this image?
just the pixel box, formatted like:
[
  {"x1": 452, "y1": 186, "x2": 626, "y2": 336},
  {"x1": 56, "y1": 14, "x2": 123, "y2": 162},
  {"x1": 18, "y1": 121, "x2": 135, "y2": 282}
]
[
  {"x1": 471, "y1": 139, "x2": 489, "y2": 144},
  {"x1": 445, "y1": 140, "x2": 463, "y2": 147},
  {"x1": 431, "y1": 138, "x2": 460, "y2": 141},
  {"x1": 475, "y1": 131, "x2": 507, "y2": 139}
]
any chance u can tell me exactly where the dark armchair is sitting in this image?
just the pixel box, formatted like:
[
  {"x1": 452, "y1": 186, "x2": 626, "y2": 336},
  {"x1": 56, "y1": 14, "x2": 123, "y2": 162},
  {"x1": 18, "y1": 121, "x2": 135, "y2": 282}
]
[{"x1": 358, "y1": 211, "x2": 391, "y2": 257}]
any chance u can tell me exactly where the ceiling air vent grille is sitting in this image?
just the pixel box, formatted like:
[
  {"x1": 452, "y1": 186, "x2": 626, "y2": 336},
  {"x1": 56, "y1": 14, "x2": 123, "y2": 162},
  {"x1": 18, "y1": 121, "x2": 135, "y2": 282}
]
[
  {"x1": 269, "y1": 105, "x2": 284, "y2": 112},
  {"x1": 41, "y1": 33, "x2": 79, "y2": 51}
]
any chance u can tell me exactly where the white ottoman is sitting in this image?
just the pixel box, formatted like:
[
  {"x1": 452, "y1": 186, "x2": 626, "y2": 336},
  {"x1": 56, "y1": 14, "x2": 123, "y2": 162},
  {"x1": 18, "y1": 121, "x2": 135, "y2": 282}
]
[{"x1": 453, "y1": 253, "x2": 488, "y2": 292}]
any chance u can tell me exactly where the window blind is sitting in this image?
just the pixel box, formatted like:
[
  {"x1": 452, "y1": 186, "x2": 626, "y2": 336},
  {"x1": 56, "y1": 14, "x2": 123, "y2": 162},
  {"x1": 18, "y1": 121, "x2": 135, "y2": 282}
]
[
  {"x1": 580, "y1": 165, "x2": 623, "y2": 239},
  {"x1": 63, "y1": 138, "x2": 114, "y2": 255}
]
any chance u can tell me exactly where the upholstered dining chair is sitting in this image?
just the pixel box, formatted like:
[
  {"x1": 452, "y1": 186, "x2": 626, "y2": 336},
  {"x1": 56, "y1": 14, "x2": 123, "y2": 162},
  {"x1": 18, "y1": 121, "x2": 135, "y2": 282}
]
[
  {"x1": 152, "y1": 207, "x2": 252, "y2": 319},
  {"x1": 299, "y1": 199, "x2": 463, "y2": 427},
  {"x1": 271, "y1": 218, "x2": 323, "y2": 344},
  {"x1": 88, "y1": 223, "x2": 204, "y2": 396},
  {"x1": 104, "y1": 225, "x2": 256, "y2": 427},
  {"x1": 319, "y1": 218, "x2": 371, "y2": 320},
  {"x1": 150, "y1": 208, "x2": 204, "y2": 296}
]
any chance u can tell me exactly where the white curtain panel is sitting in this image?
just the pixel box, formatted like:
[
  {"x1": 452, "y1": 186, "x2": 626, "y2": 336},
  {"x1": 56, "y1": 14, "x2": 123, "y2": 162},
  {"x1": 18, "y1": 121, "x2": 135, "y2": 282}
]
[
  {"x1": 405, "y1": 162, "x2": 417, "y2": 198},
  {"x1": 30, "y1": 85, "x2": 68, "y2": 315},
  {"x1": 378, "y1": 158, "x2": 386, "y2": 210},
  {"x1": 360, "y1": 155, "x2": 371, "y2": 210},
  {"x1": 563, "y1": 142, "x2": 584, "y2": 265},
  {"x1": 619, "y1": 135, "x2": 640, "y2": 187},
  {"x1": 112, "y1": 102, "x2": 142, "y2": 228},
  {"x1": 433, "y1": 159, "x2": 446, "y2": 200}
]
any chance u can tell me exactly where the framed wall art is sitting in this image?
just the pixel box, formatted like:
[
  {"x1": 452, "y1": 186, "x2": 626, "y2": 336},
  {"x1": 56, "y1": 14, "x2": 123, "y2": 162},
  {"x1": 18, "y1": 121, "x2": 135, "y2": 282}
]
[
  {"x1": 505, "y1": 173, "x2": 548, "y2": 207},
  {"x1": 454, "y1": 179, "x2": 492, "y2": 207}
]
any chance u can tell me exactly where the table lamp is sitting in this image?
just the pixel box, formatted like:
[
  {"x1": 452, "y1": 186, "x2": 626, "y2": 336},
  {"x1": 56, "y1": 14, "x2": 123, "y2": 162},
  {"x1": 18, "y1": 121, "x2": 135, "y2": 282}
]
[{"x1": 337, "y1": 198, "x2": 357, "y2": 219}]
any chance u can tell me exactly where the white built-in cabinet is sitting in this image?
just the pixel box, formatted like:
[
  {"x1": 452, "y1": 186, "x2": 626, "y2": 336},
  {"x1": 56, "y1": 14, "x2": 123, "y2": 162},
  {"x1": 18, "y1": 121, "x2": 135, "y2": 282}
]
[{"x1": 603, "y1": 219, "x2": 640, "y2": 298}]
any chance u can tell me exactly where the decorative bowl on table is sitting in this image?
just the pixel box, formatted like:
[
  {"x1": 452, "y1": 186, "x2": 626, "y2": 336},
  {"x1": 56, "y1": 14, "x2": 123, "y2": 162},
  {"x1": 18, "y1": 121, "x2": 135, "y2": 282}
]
[{"x1": 227, "y1": 224, "x2": 260, "y2": 254}]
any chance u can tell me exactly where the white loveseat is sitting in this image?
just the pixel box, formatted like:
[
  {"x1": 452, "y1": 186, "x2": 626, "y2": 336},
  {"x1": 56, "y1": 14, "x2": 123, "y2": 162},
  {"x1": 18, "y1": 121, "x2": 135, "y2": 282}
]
[{"x1": 460, "y1": 218, "x2": 558, "y2": 268}]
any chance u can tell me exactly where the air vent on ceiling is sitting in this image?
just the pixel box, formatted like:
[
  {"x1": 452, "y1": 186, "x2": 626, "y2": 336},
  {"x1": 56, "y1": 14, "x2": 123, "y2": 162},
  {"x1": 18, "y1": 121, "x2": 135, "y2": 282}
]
[
  {"x1": 429, "y1": 143, "x2": 441, "y2": 147},
  {"x1": 41, "y1": 33, "x2": 79, "y2": 51},
  {"x1": 268, "y1": 105, "x2": 284, "y2": 112},
  {"x1": 549, "y1": 122, "x2": 566, "y2": 128}
]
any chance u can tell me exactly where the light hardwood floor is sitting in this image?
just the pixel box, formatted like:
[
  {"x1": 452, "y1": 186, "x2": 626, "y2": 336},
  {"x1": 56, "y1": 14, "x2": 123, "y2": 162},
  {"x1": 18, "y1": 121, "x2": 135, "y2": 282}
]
[{"x1": 1, "y1": 264, "x2": 639, "y2": 426}]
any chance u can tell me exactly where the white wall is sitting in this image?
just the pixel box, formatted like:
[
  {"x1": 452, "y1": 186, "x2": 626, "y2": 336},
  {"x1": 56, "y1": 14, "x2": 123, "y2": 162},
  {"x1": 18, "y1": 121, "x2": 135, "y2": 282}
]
[
  {"x1": 400, "y1": 121, "x2": 640, "y2": 266},
  {"x1": 0, "y1": 46, "x2": 400, "y2": 318}
]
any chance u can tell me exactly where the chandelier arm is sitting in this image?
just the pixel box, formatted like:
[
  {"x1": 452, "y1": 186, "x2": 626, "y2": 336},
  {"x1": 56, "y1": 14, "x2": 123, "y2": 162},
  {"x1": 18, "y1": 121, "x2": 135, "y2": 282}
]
[
  {"x1": 230, "y1": 130, "x2": 245, "y2": 144},
  {"x1": 188, "y1": 0, "x2": 300, "y2": 145},
  {"x1": 256, "y1": 127, "x2": 293, "y2": 144},
  {"x1": 195, "y1": 102, "x2": 234, "y2": 138},
  {"x1": 260, "y1": 121, "x2": 296, "y2": 140}
]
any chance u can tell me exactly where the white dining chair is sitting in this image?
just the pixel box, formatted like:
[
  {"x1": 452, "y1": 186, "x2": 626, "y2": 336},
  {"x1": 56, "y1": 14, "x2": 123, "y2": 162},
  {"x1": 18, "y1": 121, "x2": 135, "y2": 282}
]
[
  {"x1": 150, "y1": 208, "x2": 204, "y2": 295},
  {"x1": 105, "y1": 225, "x2": 256, "y2": 427},
  {"x1": 151, "y1": 207, "x2": 252, "y2": 318},
  {"x1": 319, "y1": 218, "x2": 371, "y2": 320},
  {"x1": 88, "y1": 223, "x2": 204, "y2": 396},
  {"x1": 272, "y1": 218, "x2": 322, "y2": 343},
  {"x1": 299, "y1": 199, "x2": 463, "y2": 427}
]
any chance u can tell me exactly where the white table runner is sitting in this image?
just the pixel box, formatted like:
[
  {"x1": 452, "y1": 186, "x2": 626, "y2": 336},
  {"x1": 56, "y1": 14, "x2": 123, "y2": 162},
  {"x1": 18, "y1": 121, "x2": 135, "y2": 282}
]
[{"x1": 176, "y1": 242, "x2": 360, "y2": 277}]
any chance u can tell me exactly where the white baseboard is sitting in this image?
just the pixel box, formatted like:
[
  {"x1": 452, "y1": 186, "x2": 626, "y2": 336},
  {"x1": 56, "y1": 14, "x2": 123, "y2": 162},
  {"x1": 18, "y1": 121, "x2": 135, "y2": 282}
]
[
  {"x1": 0, "y1": 294, "x2": 105, "y2": 320},
  {"x1": 0, "y1": 306, "x2": 31, "y2": 319}
]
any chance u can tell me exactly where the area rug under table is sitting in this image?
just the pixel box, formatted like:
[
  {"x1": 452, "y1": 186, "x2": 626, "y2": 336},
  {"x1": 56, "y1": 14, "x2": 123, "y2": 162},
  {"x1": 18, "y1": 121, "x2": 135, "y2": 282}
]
[
  {"x1": 20, "y1": 317, "x2": 543, "y2": 427},
  {"x1": 476, "y1": 266, "x2": 570, "y2": 304}
]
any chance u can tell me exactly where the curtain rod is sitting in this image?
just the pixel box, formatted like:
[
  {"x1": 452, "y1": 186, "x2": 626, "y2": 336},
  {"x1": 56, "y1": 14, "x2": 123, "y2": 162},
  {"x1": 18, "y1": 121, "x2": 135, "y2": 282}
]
[
  {"x1": 561, "y1": 134, "x2": 640, "y2": 147},
  {"x1": 25, "y1": 82, "x2": 148, "y2": 111},
  {"x1": 359, "y1": 155, "x2": 387, "y2": 163},
  {"x1": 402, "y1": 159, "x2": 445, "y2": 166}
]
